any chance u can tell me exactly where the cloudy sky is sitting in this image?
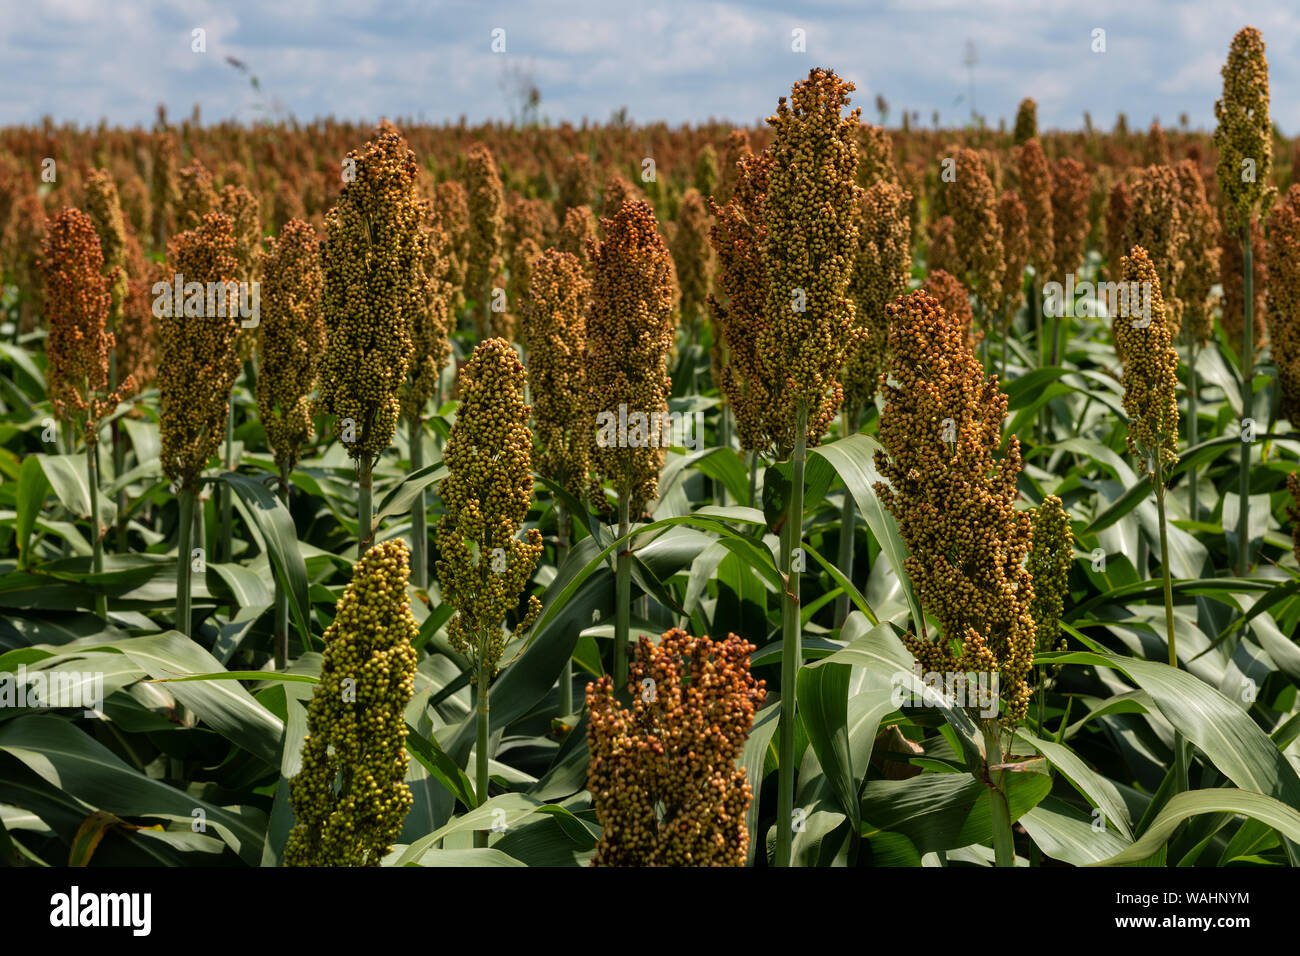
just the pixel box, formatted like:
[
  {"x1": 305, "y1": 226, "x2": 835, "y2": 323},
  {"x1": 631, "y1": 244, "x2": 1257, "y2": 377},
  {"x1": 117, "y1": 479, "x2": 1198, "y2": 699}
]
[{"x1": 3, "y1": 0, "x2": 1298, "y2": 133}]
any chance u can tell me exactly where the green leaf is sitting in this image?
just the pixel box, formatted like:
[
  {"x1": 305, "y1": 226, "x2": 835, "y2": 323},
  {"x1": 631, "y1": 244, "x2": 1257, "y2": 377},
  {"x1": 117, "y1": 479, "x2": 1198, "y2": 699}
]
[
  {"x1": 15, "y1": 456, "x2": 50, "y2": 569},
  {"x1": 1091, "y1": 789, "x2": 1300, "y2": 866},
  {"x1": 1037, "y1": 650, "x2": 1300, "y2": 805},
  {"x1": 0, "y1": 715, "x2": 265, "y2": 865},
  {"x1": 213, "y1": 472, "x2": 312, "y2": 652},
  {"x1": 812, "y1": 434, "x2": 921, "y2": 633},
  {"x1": 796, "y1": 662, "x2": 859, "y2": 831}
]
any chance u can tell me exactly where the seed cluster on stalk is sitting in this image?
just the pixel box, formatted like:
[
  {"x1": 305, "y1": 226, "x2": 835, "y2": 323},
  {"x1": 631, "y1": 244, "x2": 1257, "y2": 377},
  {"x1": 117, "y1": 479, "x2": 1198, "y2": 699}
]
[
  {"x1": 316, "y1": 125, "x2": 423, "y2": 463},
  {"x1": 1267, "y1": 185, "x2": 1300, "y2": 424},
  {"x1": 158, "y1": 212, "x2": 240, "y2": 487},
  {"x1": 401, "y1": 200, "x2": 456, "y2": 422},
  {"x1": 995, "y1": 189, "x2": 1029, "y2": 323},
  {"x1": 284, "y1": 538, "x2": 419, "y2": 867},
  {"x1": 1017, "y1": 139, "x2": 1054, "y2": 282},
  {"x1": 1113, "y1": 247, "x2": 1180, "y2": 481},
  {"x1": 256, "y1": 218, "x2": 324, "y2": 475},
  {"x1": 1049, "y1": 158, "x2": 1092, "y2": 283},
  {"x1": 1124, "y1": 165, "x2": 1189, "y2": 338},
  {"x1": 759, "y1": 67, "x2": 864, "y2": 455},
  {"x1": 522, "y1": 249, "x2": 594, "y2": 500},
  {"x1": 586, "y1": 200, "x2": 677, "y2": 514},
  {"x1": 946, "y1": 148, "x2": 1003, "y2": 312},
  {"x1": 84, "y1": 170, "x2": 129, "y2": 333},
  {"x1": 41, "y1": 208, "x2": 130, "y2": 439},
  {"x1": 1174, "y1": 161, "x2": 1220, "y2": 346},
  {"x1": 874, "y1": 290, "x2": 1037, "y2": 722},
  {"x1": 586, "y1": 628, "x2": 766, "y2": 866},
  {"x1": 670, "y1": 188, "x2": 714, "y2": 335},
  {"x1": 1214, "y1": 26, "x2": 1275, "y2": 232},
  {"x1": 466, "y1": 145, "x2": 506, "y2": 337},
  {"x1": 1028, "y1": 494, "x2": 1073, "y2": 658},
  {"x1": 435, "y1": 338, "x2": 543, "y2": 680},
  {"x1": 843, "y1": 178, "x2": 912, "y2": 414}
]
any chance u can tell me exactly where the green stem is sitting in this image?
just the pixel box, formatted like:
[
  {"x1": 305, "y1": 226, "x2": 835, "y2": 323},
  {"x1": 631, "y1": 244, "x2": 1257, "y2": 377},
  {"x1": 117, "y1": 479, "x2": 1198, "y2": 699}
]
[
  {"x1": 614, "y1": 492, "x2": 631, "y2": 701},
  {"x1": 1156, "y1": 477, "x2": 1189, "y2": 794},
  {"x1": 1238, "y1": 224, "x2": 1253, "y2": 577},
  {"x1": 274, "y1": 463, "x2": 290, "y2": 669},
  {"x1": 557, "y1": 503, "x2": 573, "y2": 716},
  {"x1": 775, "y1": 401, "x2": 808, "y2": 868},
  {"x1": 748, "y1": 451, "x2": 758, "y2": 509},
  {"x1": 984, "y1": 720, "x2": 1015, "y2": 867},
  {"x1": 1188, "y1": 341, "x2": 1199, "y2": 521},
  {"x1": 409, "y1": 416, "x2": 427, "y2": 590},
  {"x1": 86, "y1": 433, "x2": 106, "y2": 618},
  {"x1": 358, "y1": 457, "x2": 374, "y2": 558},
  {"x1": 176, "y1": 485, "x2": 195, "y2": 637},
  {"x1": 221, "y1": 401, "x2": 234, "y2": 563},
  {"x1": 474, "y1": 655, "x2": 490, "y2": 849},
  {"x1": 833, "y1": 405, "x2": 858, "y2": 628}
]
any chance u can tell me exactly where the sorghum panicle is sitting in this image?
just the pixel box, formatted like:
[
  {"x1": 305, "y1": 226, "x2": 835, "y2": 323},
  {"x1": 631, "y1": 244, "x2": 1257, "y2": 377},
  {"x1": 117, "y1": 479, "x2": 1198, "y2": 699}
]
[
  {"x1": 284, "y1": 538, "x2": 419, "y2": 867},
  {"x1": 522, "y1": 249, "x2": 594, "y2": 500},
  {"x1": 1049, "y1": 158, "x2": 1092, "y2": 283},
  {"x1": 1174, "y1": 160, "x2": 1220, "y2": 347},
  {"x1": 84, "y1": 170, "x2": 129, "y2": 333},
  {"x1": 316, "y1": 127, "x2": 423, "y2": 464},
  {"x1": 1017, "y1": 139, "x2": 1054, "y2": 280},
  {"x1": 586, "y1": 628, "x2": 766, "y2": 867},
  {"x1": 257, "y1": 218, "x2": 325, "y2": 475},
  {"x1": 996, "y1": 189, "x2": 1029, "y2": 322},
  {"x1": 843, "y1": 179, "x2": 912, "y2": 413},
  {"x1": 435, "y1": 338, "x2": 543, "y2": 680},
  {"x1": 466, "y1": 144, "x2": 506, "y2": 337},
  {"x1": 761, "y1": 67, "x2": 864, "y2": 453},
  {"x1": 587, "y1": 200, "x2": 676, "y2": 514},
  {"x1": 1124, "y1": 165, "x2": 1189, "y2": 339},
  {"x1": 670, "y1": 188, "x2": 713, "y2": 332},
  {"x1": 1013, "y1": 98, "x2": 1038, "y2": 145},
  {"x1": 1267, "y1": 185, "x2": 1300, "y2": 424},
  {"x1": 1028, "y1": 494, "x2": 1073, "y2": 657},
  {"x1": 874, "y1": 290, "x2": 1037, "y2": 722},
  {"x1": 158, "y1": 212, "x2": 240, "y2": 486},
  {"x1": 1113, "y1": 247, "x2": 1180, "y2": 480},
  {"x1": 41, "y1": 208, "x2": 128, "y2": 438},
  {"x1": 1214, "y1": 26, "x2": 1276, "y2": 231}
]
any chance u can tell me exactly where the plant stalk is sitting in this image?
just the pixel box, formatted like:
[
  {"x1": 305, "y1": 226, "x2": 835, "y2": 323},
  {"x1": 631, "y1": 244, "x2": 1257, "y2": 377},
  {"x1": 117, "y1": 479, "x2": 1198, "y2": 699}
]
[
  {"x1": 1156, "y1": 476, "x2": 1189, "y2": 794},
  {"x1": 358, "y1": 457, "x2": 374, "y2": 558},
  {"x1": 176, "y1": 485, "x2": 195, "y2": 637},
  {"x1": 409, "y1": 416, "x2": 427, "y2": 590},
  {"x1": 983, "y1": 720, "x2": 1015, "y2": 867},
  {"x1": 1188, "y1": 341, "x2": 1199, "y2": 521},
  {"x1": 474, "y1": 654, "x2": 490, "y2": 849},
  {"x1": 775, "y1": 401, "x2": 808, "y2": 868},
  {"x1": 614, "y1": 492, "x2": 631, "y2": 701},
  {"x1": 833, "y1": 405, "x2": 859, "y2": 627},
  {"x1": 557, "y1": 502, "x2": 573, "y2": 716},
  {"x1": 1238, "y1": 223, "x2": 1253, "y2": 577},
  {"x1": 221, "y1": 401, "x2": 234, "y2": 563},
  {"x1": 274, "y1": 462, "x2": 290, "y2": 669},
  {"x1": 86, "y1": 432, "x2": 106, "y2": 618}
]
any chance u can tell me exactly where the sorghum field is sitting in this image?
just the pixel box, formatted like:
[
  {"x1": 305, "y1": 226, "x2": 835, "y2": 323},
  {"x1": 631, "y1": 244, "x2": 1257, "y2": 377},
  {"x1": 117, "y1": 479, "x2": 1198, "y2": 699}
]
[{"x1": 4, "y1": 22, "x2": 1300, "y2": 879}]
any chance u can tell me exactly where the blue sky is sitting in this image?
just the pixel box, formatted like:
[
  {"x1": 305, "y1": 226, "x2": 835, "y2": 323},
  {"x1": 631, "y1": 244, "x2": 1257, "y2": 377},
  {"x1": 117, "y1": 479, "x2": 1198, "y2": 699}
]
[{"x1": 4, "y1": 0, "x2": 1298, "y2": 133}]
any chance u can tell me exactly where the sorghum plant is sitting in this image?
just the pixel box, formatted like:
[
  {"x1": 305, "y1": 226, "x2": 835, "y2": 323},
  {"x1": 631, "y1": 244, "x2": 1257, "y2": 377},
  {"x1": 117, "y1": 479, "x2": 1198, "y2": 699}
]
[
  {"x1": 158, "y1": 212, "x2": 240, "y2": 634},
  {"x1": 1123, "y1": 165, "x2": 1188, "y2": 339},
  {"x1": 284, "y1": 538, "x2": 419, "y2": 867},
  {"x1": 556, "y1": 204, "x2": 596, "y2": 278},
  {"x1": 522, "y1": 248, "x2": 593, "y2": 715},
  {"x1": 1215, "y1": 25, "x2": 1274, "y2": 576},
  {"x1": 316, "y1": 126, "x2": 423, "y2": 556},
  {"x1": 761, "y1": 67, "x2": 863, "y2": 867},
  {"x1": 435, "y1": 337, "x2": 543, "y2": 840},
  {"x1": 402, "y1": 200, "x2": 457, "y2": 590},
  {"x1": 587, "y1": 199, "x2": 676, "y2": 698},
  {"x1": 995, "y1": 188, "x2": 1029, "y2": 378},
  {"x1": 586, "y1": 628, "x2": 766, "y2": 866},
  {"x1": 257, "y1": 217, "x2": 324, "y2": 665},
  {"x1": 1112, "y1": 245, "x2": 1185, "y2": 789},
  {"x1": 874, "y1": 289, "x2": 1037, "y2": 866},
  {"x1": 41, "y1": 208, "x2": 130, "y2": 617}
]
